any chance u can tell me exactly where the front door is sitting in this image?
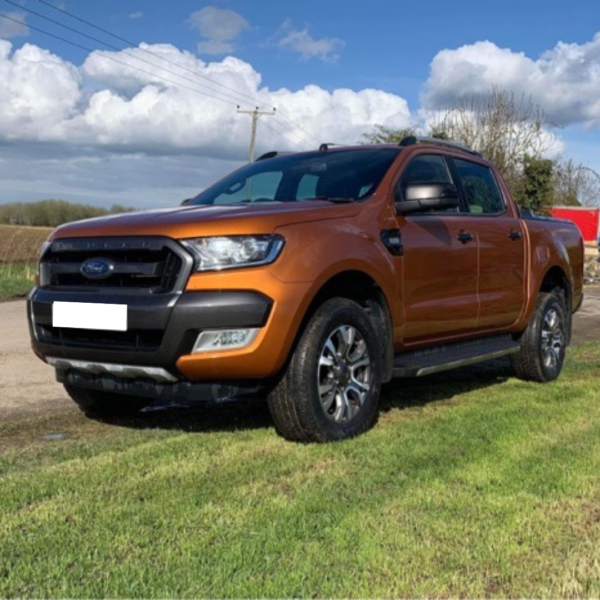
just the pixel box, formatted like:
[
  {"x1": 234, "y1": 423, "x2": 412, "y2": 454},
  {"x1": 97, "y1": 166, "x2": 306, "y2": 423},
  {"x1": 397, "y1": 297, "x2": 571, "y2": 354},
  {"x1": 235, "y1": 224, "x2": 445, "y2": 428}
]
[{"x1": 394, "y1": 153, "x2": 480, "y2": 344}]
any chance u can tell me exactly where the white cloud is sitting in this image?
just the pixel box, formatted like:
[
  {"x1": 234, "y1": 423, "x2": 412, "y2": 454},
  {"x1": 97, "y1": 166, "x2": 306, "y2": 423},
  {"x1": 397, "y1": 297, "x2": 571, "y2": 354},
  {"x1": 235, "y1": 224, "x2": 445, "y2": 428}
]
[
  {"x1": 0, "y1": 40, "x2": 412, "y2": 206},
  {"x1": 0, "y1": 11, "x2": 29, "y2": 39},
  {"x1": 278, "y1": 24, "x2": 344, "y2": 63},
  {"x1": 189, "y1": 6, "x2": 248, "y2": 56},
  {"x1": 128, "y1": 12, "x2": 144, "y2": 20},
  {"x1": 0, "y1": 41, "x2": 81, "y2": 140},
  {"x1": 423, "y1": 34, "x2": 600, "y2": 128}
]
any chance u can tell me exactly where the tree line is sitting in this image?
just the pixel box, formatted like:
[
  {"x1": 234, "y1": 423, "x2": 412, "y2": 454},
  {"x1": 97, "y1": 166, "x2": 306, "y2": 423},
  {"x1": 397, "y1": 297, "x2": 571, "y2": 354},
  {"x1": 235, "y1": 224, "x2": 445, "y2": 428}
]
[
  {"x1": 362, "y1": 88, "x2": 600, "y2": 213},
  {"x1": 0, "y1": 200, "x2": 134, "y2": 228}
]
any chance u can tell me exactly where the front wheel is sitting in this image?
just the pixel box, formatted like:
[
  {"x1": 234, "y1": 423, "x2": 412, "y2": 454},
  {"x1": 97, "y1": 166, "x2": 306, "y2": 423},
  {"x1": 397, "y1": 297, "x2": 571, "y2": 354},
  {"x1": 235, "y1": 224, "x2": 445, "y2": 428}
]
[
  {"x1": 511, "y1": 291, "x2": 568, "y2": 382},
  {"x1": 267, "y1": 298, "x2": 382, "y2": 443}
]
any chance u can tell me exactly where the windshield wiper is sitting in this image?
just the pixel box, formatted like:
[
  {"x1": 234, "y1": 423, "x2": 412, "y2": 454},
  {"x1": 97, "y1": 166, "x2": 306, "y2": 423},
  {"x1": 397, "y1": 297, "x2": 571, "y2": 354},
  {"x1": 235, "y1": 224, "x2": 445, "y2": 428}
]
[{"x1": 303, "y1": 196, "x2": 356, "y2": 204}]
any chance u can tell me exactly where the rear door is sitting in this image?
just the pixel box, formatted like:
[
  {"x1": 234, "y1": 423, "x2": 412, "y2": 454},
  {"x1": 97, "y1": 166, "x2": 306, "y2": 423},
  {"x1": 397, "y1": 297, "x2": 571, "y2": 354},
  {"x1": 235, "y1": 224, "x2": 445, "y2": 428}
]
[
  {"x1": 394, "y1": 153, "x2": 480, "y2": 343},
  {"x1": 449, "y1": 157, "x2": 527, "y2": 329}
]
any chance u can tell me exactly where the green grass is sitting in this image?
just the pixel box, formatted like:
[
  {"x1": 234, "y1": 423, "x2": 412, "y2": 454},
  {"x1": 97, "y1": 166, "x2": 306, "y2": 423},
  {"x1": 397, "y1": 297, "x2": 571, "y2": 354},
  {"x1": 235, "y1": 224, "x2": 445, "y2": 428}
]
[
  {"x1": 0, "y1": 263, "x2": 36, "y2": 300},
  {"x1": 1, "y1": 345, "x2": 600, "y2": 597}
]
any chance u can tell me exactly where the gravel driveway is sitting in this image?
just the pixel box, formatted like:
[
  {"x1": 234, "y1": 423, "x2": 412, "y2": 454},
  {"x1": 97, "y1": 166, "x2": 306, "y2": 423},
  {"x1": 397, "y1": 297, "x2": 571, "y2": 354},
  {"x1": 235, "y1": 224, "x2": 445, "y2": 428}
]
[{"x1": 2, "y1": 288, "x2": 599, "y2": 420}]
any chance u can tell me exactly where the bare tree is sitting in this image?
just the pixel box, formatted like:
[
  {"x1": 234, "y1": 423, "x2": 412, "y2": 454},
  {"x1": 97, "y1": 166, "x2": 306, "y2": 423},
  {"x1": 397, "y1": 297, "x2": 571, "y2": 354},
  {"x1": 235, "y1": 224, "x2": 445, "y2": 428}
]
[
  {"x1": 554, "y1": 160, "x2": 600, "y2": 207},
  {"x1": 361, "y1": 88, "x2": 571, "y2": 207},
  {"x1": 360, "y1": 125, "x2": 416, "y2": 145},
  {"x1": 428, "y1": 87, "x2": 556, "y2": 190}
]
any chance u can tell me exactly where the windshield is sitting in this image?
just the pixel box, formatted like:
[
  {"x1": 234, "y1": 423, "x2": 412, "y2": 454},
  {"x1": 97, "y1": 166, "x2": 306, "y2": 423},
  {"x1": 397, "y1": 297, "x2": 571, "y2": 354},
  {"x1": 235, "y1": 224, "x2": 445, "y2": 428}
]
[{"x1": 189, "y1": 148, "x2": 401, "y2": 206}]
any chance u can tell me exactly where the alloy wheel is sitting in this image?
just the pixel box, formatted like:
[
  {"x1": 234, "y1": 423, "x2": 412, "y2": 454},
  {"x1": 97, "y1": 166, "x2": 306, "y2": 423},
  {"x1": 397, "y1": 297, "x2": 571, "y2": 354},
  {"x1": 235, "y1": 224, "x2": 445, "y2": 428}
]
[
  {"x1": 317, "y1": 325, "x2": 372, "y2": 423},
  {"x1": 541, "y1": 307, "x2": 564, "y2": 371}
]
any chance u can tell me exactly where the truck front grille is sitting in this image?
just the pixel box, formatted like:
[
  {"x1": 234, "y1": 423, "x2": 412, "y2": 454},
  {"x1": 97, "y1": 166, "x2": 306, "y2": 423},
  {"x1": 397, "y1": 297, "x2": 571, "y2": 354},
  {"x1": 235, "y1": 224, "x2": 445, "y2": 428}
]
[{"x1": 40, "y1": 237, "x2": 191, "y2": 294}]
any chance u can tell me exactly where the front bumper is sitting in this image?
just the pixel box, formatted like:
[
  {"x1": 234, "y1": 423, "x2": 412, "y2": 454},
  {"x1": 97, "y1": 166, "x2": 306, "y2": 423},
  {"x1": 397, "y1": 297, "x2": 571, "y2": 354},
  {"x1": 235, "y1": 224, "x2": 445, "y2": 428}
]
[
  {"x1": 28, "y1": 288, "x2": 272, "y2": 380},
  {"x1": 55, "y1": 367, "x2": 264, "y2": 403}
]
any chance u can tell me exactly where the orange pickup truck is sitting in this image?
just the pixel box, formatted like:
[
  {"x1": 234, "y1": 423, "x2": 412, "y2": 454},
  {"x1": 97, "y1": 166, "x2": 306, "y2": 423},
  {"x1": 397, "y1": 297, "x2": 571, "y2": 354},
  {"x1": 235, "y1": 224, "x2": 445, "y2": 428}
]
[{"x1": 27, "y1": 137, "x2": 584, "y2": 442}]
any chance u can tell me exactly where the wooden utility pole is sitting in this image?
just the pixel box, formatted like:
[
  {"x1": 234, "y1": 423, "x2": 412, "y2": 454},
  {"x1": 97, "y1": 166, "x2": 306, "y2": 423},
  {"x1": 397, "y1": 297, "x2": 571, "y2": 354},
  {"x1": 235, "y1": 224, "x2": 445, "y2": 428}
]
[{"x1": 237, "y1": 106, "x2": 276, "y2": 163}]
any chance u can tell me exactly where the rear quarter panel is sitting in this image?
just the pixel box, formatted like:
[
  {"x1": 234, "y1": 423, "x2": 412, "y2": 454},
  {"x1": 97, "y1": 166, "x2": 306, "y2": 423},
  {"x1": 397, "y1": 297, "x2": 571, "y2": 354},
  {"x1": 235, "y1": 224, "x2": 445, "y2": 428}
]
[{"x1": 517, "y1": 217, "x2": 584, "y2": 330}]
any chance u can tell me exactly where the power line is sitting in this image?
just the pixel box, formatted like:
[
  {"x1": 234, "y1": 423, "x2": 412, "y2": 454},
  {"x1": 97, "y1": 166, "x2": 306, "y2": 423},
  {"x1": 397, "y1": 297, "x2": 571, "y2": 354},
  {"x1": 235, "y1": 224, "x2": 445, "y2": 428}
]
[
  {"x1": 0, "y1": 12, "x2": 242, "y2": 105},
  {"x1": 35, "y1": 0, "x2": 270, "y2": 109},
  {"x1": 268, "y1": 117, "x2": 315, "y2": 147},
  {"x1": 260, "y1": 120, "x2": 307, "y2": 152},
  {"x1": 276, "y1": 110, "x2": 320, "y2": 146},
  {"x1": 34, "y1": 0, "x2": 321, "y2": 147},
  {"x1": 3, "y1": 0, "x2": 261, "y2": 109},
  {"x1": 0, "y1": 11, "x2": 312, "y2": 153}
]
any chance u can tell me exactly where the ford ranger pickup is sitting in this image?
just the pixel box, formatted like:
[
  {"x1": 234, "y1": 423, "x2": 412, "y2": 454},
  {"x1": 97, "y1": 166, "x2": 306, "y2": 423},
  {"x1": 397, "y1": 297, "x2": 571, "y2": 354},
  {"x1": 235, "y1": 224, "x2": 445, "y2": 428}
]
[{"x1": 27, "y1": 136, "x2": 585, "y2": 442}]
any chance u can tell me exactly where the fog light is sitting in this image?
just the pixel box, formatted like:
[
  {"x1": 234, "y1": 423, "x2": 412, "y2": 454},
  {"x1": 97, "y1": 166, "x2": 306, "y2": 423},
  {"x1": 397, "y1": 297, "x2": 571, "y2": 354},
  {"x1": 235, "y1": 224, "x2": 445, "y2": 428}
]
[{"x1": 192, "y1": 328, "x2": 259, "y2": 353}]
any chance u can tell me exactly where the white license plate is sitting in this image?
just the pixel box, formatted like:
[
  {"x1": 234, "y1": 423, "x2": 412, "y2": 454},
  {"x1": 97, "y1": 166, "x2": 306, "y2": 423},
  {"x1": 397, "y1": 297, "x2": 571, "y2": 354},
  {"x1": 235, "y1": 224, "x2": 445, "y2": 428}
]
[{"x1": 52, "y1": 302, "x2": 128, "y2": 331}]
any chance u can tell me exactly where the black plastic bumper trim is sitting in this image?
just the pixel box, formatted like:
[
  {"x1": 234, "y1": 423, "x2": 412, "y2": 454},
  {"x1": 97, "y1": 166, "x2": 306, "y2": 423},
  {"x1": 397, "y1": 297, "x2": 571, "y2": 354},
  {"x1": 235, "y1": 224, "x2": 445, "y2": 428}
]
[
  {"x1": 56, "y1": 369, "x2": 266, "y2": 402},
  {"x1": 28, "y1": 289, "x2": 273, "y2": 376}
]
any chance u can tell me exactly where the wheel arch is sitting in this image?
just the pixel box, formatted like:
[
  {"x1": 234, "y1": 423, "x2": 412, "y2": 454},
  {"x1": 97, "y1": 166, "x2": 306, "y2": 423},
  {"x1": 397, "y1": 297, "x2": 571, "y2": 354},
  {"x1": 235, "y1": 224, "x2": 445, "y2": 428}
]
[
  {"x1": 539, "y1": 265, "x2": 572, "y2": 343},
  {"x1": 540, "y1": 265, "x2": 571, "y2": 296},
  {"x1": 294, "y1": 269, "x2": 395, "y2": 383}
]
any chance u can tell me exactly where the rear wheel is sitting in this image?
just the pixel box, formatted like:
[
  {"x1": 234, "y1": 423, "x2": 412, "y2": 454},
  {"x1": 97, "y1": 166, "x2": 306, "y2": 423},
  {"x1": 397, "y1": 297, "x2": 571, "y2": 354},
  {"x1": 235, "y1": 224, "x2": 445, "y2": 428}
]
[
  {"x1": 64, "y1": 384, "x2": 151, "y2": 417},
  {"x1": 511, "y1": 291, "x2": 568, "y2": 382},
  {"x1": 267, "y1": 298, "x2": 382, "y2": 442}
]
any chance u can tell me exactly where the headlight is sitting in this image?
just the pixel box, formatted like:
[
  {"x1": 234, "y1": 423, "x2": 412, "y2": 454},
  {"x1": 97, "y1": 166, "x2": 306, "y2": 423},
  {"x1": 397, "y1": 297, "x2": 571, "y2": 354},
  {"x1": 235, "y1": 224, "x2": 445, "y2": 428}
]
[{"x1": 181, "y1": 235, "x2": 285, "y2": 272}]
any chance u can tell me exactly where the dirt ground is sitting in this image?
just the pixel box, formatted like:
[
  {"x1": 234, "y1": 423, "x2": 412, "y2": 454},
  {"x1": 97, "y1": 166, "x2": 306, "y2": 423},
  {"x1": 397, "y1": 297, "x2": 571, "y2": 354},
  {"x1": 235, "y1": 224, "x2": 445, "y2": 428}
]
[{"x1": 1, "y1": 288, "x2": 599, "y2": 421}]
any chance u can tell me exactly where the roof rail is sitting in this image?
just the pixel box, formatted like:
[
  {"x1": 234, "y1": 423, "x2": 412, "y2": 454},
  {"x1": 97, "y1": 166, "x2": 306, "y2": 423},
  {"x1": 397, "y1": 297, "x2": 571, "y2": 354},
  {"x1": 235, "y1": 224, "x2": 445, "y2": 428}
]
[
  {"x1": 319, "y1": 143, "x2": 339, "y2": 152},
  {"x1": 256, "y1": 151, "x2": 292, "y2": 161},
  {"x1": 399, "y1": 136, "x2": 482, "y2": 158}
]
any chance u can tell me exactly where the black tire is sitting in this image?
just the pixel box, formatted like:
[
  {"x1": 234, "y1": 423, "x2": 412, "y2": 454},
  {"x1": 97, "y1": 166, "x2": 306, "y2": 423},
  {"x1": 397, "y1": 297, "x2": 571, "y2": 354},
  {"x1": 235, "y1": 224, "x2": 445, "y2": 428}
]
[
  {"x1": 510, "y1": 291, "x2": 568, "y2": 382},
  {"x1": 267, "y1": 298, "x2": 382, "y2": 443},
  {"x1": 64, "y1": 384, "x2": 151, "y2": 417}
]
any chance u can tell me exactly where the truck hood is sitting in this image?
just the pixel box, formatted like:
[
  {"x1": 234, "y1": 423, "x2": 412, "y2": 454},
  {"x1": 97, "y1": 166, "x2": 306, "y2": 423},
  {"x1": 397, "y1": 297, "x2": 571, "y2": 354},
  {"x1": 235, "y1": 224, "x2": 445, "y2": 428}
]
[{"x1": 51, "y1": 201, "x2": 363, "y2": 240}]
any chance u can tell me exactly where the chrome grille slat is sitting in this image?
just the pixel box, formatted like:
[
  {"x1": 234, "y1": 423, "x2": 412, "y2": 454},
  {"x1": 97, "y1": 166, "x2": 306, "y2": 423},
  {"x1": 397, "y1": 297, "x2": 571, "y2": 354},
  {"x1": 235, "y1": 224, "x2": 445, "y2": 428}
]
[
  {"x1": 40, "y1": 236, "x2": 191, "y2": 294},
  {"x1": 49, "y1": 261, "x2": 164, "y2": 277}
]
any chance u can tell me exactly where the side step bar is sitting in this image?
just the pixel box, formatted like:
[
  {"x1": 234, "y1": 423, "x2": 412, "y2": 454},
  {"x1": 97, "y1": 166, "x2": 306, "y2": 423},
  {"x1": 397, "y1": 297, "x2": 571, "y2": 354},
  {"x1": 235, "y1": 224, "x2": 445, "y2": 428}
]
[{"x1": 392, "y1": 334, "x2": 520, "y2": 378}]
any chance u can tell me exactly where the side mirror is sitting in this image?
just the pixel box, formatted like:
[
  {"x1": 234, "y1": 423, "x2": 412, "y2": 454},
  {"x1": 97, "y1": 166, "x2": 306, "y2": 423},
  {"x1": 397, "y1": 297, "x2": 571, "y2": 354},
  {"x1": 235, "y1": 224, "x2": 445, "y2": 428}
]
[
  {"x1": 181, "y1": 197, "x2": 194, "y2": 206},
  {"x1": 395, "y1": 182, "x2": 459, "y2": 214}
]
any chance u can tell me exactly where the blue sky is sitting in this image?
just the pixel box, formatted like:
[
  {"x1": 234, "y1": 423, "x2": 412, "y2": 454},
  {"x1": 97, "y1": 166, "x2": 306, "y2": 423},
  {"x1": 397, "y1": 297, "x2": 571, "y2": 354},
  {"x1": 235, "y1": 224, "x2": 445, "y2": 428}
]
[
  {"x1": 22, "y1": 0, "x2": 600, "y2": 107},
  {"x1": 0, "y1": 0, "x2": 599, "y2": 207}
]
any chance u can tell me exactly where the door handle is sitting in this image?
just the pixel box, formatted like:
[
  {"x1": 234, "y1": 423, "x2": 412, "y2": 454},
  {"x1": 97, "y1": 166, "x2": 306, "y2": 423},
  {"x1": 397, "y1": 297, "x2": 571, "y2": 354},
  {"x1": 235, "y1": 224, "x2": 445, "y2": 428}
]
[
  {"x1": 508, "y1": 230, "x2": 522, "y2": 240},
  {"x1": 457, "y1": 232, "x2": 474, "y2": 243}
]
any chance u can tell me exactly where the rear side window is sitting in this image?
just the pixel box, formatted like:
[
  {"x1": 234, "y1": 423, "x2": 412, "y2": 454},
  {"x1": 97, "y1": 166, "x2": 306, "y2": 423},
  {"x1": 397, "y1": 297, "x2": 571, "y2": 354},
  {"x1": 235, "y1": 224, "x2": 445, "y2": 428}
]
[{"x1": 453, "y1": 159, "x2": 505, "y2": 214}]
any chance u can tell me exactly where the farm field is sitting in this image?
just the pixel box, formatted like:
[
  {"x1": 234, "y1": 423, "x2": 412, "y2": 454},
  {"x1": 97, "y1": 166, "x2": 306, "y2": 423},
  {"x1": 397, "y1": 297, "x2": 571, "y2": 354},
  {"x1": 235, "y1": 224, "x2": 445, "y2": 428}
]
[{"x1": 0, "y1": 225, "x2": 51, "y2": 300}]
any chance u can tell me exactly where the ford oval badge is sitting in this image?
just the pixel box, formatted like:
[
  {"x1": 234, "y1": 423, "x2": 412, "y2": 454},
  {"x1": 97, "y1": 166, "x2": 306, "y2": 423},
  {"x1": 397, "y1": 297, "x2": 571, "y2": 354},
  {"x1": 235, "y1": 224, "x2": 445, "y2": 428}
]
[{"x1": 80, "y1": 258, "x2": 115, "y2": 280}]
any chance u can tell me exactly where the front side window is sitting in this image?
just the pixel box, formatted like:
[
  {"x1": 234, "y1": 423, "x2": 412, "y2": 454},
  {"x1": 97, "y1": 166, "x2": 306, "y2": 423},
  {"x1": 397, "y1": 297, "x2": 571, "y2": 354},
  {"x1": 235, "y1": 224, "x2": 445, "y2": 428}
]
[
  {"x1": 400, "y1": 155, "x2": 452, "y2": 192},
  {"x1": 189, "y1": 148, "x2": 401, "y2": 206},
  {"x1": 453, "y1": 159, "x2": 505, "y2": 214}
]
